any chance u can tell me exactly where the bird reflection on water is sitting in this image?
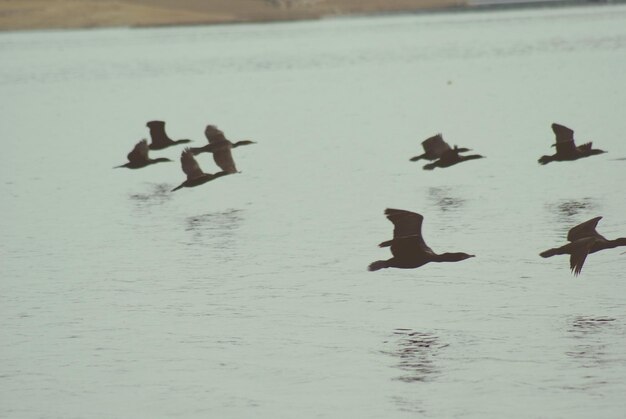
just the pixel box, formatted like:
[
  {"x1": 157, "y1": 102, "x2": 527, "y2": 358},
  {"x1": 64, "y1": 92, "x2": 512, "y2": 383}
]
[
  {"x1": 383, "y1": 328, "x2": 448, "y2": 384},
  {"x1": 129, "y1": 183, "x2": 172, "y2": 208},
  {"x1": 563, "y1": 316, "x2": 618, "y2": 390},
  {"x1": 184, "y1": 209, "x2": 244, "y2": 254},
  {"x1": 569, "y1": 316, "x2": 616, "y2": 335},
  {"x1": 428, "y1": 187, "x2": 466, "y2": 212},
  {"x1": 547, "y1": 198, "x2": 598, "y2": 218}
]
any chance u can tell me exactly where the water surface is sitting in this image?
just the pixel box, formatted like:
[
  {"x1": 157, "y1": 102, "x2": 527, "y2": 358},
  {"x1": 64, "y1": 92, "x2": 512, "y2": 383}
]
[{"x1": 2, "y1": 5, "x2": 626, "y2": 418}]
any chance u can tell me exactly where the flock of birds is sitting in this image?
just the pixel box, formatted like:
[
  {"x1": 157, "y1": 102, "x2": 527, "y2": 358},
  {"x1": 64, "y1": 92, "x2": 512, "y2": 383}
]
[
  {"x1": 116, "y1": 120, "x2": 624, "y2": 276},
  {"x1": 115, "y1": 121, "x2": 255, "y2": 191}
]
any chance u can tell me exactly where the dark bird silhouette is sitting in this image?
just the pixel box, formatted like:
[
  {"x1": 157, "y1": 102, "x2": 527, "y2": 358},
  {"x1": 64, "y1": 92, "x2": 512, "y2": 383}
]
[
  {"x1": 368, "y1": 208, "x2": 474, "y2": 271},
  {"x1": 422, "y1": 148, "x2": 484, "y2": 170},
  {"x1": 410, "y1": 134, "x2": 470, "y2": 162},
  {"x1": 146, "y1": 120, "x2": 191, "y2": 150},
  {"x1": 538, "y1": 123, "x2": 606, "y2": 165},
  {"x1": 189, "y1": 125, "x2": 255, "y2": 173},
  {"x1": 540, "y1": 216, "x2": 626, "y2": 275},
  {"x1": 171, "y1": 148, "x2": 230, "y2": 192},
  {"x1": 114, "y1": 139, "x2": 172, "y2": 169}
]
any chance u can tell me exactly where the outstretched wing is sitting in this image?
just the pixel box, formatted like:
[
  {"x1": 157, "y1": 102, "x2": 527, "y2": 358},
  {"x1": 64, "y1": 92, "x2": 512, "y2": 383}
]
[
  {"x1": 127, "y1": 139, "x2": 149, "y2": 163},
  {"x1": 213, "y1": 147, "x2": 238, "y2": 174},
  {"x1": 205, "y1": 125, "x2": 228, "y2": 144},
  {"x1": 180, "y1": 148, "x2": 205, "y2": 180},
  {"x1": 383, "y1": 208, "x2": 433, "y2": 257},
  {"x1": 386, "y1": 208, "x2": 424, "y2": 238},
  {"x1": 551, "y1": 123, "x2": 577, "y2": 155},
  {"x1": 421, "y1": 134, "x2": 451, "y2": 157},
  {"x1": 569, "y1": 237, "x2": 595, "y2": 276},
  {"x1": 567, "y1": 216, "x2": 603, "y2": 242},
  {"x1": 147, "y1": 120, "x2": 170, "y2": 148}
]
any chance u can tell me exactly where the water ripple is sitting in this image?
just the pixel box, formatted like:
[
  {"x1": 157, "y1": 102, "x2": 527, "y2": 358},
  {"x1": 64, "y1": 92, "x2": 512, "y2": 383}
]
[{"x1": 383, "y1": 328, "x2": 448, "y2": 384}]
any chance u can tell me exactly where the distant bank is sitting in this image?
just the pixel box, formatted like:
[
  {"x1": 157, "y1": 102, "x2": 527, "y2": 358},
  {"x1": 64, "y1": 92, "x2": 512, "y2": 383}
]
[
  {"x1": 0, "y1": 0, "x2": 461, "y2": 31},
  {"x1": 0, "y1": 0, "x2": 615, "y2": 31}
]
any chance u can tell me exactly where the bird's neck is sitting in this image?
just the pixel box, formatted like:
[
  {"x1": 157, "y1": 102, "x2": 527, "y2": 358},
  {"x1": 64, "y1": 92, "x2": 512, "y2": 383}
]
[
  {"x1": 606, "y1": 237, "x2": 626, "y2": 249},
  {"x1": 461, "y1": 154, "x2": 483, "y2": 161},
  {"x1": 433, "y1": 252, "x2": 468, "y2": 262},
  {"x1": 586, "y1": 149, "x2": 606, "y2": 156}
]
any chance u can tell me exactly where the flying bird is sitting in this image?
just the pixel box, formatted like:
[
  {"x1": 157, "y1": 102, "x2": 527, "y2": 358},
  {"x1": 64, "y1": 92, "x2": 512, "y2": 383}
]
[
  {"x1": 114, "y1": 139, "x2": 171, "y2": 169},
  {"x1": 540, "y1": 216, "x2": 626, "y2": 275},
  {"x1": 410, "y1": 134, "x2": 470, "y2": 161},
  {"x1": 538, "y1": 123, "x2": 606, "y2": 165},
  {"x1": 146, "y1": 120, "x2": 191, "y2": 150},
  {"x1": 171, "y1": 148, "x2": 230, "y2": 192},
  {"x1": 368, "y1": 209, "x2": 475, "y2": 271},
  {"x1": 189, "y1": 125, "x2": 255, "y2": 173},
  {"x1": 422, "y1": 148, "x2": 484, "y2": 170}
]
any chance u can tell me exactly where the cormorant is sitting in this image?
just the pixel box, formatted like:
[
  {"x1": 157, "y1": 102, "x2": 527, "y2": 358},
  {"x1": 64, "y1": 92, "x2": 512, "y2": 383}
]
[
  {"x1": 189, "y1": 125, "x2": 255, "y2": 173},
  {"x1": 538, "y1": 123, "x2": 606, "y2": 165},
  {"x1": 114, "y1": 139, "x2": 171, "y2": 169},
  {"x1": 410, "y1": 134, "x2": 470, "y2": 161},
  {"x1": 540, "y1": 216, "x2": 626, "y2": 275},
  {"x1": 190, "y1": 125, "x2": 255, "y2": 155},
  {"x1": 146, "y1": 120, "x2": 191, "y2": 150},
  {"x1": 171, "y1": 148, "x2": 230, "y2": 192},
  {"x1": 368, "y1": 208, "x2": 475, "y2": 271},
  {"x1": 190, "y1": 125, "x2": 256, "y2": 173},
  {"x1": 422, "y1": 148, "x2": 484, "y2": 170}
]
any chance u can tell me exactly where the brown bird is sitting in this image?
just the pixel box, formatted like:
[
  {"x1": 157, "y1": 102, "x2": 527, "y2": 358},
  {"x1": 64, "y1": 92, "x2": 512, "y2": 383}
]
[
  {"x1": 189, "y1": 125, "x2": 254, "y2": 174},
  {"x1": 410, "y1": 134, "x2": 470, "y2": 162},
  {"x1": 114, "y1": 139, "x2": 171, "y2": 169},
  {"x1": 422, "y1": 148, "x2": 484, "y2": 170},
  {"x1": 171, "y1": 148, "x2": 230, "y2": 192},
  {"x1": 146, "y1": 120, "x2": 191, "y2": 150},
  {"x1": 368, "y1": 209, "x2": 475, "y2": 271},
  {"x1": 540, "y1": 216, "x2": 626, "y2": 275},
  {"x1": 538, "y1": 123, "x2": 606, "y2": 165}
]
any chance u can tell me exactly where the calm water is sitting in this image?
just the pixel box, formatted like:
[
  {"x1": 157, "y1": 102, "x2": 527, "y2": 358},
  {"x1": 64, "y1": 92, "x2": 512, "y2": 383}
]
[{"x1": 2, "y1": 5, "x2": 626, "y2": 418}]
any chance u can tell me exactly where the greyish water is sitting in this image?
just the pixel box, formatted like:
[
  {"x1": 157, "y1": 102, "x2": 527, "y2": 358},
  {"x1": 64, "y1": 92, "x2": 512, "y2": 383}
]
[{"x1": 1, "y1": 4, "x2": 626, "y2": 418}]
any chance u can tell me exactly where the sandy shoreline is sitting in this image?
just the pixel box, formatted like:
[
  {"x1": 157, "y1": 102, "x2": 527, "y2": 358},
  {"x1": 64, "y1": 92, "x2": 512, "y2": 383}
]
[{"x1": 0, "y1": 0, "x2": 466, "y2": 31}]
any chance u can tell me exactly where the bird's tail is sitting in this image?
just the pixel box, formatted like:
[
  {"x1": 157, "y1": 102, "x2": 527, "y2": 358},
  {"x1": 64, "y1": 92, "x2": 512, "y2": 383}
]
[
  {"x1": 539, "y1": 247, "x2": 562, "y2": 258},
  {"x1": 538, "y1": 155, "x2": 552, "y2": 165},
  {"x1": 368, "y1": 260, "x2": 389, "y2": 271},
  {"x1": 422, "y1": 162, "x2": 437, "y2": 170}
]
